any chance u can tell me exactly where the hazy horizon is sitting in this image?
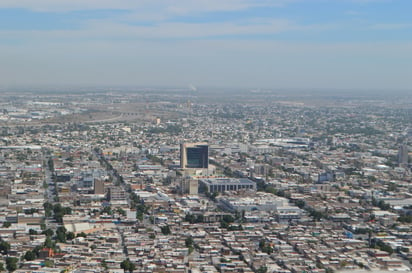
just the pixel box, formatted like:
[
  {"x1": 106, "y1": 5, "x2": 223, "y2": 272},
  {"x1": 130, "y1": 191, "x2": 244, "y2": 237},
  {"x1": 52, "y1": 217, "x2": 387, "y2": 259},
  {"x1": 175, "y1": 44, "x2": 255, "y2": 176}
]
[
  {"x1": 1, "y1": 84, "x2": 411, "y2": 98},
  {"x1": 1, "y1": 0, "x2": 411, "y2": 90}
]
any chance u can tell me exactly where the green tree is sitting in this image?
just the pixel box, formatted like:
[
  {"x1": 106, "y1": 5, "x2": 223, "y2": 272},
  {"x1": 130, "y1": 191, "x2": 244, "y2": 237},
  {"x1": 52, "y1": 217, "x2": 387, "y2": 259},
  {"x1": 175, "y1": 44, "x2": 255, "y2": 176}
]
[
  {"x1": 185, "y1": 237, "x2": 194, "y2": 248},
  {"x1": 42, "y1": 228, "x2": 54, "y2": 237},
  {"x1": 398, "y1": 215, "x2": 412, "y2": 223},
  {"x1": 63, "y1": 207, "x2": 72, "y2": 215},
  {"x1": 160, "y1": 225, "x2": 171, "y2": 235},
  {"x1": 257, "y1": 266, "x2": 268, "y2": 273},
  {"x1": 44, "y1": 260, "x2": 54, "y2": 267},
  {"x1": 29, "y1": 229, "x2": 38, "y2": 235},
  {"x1": 2, "y1": 222, "x2": 11, "y2": 228},
  {"x1": 43, "y1": 202, "x2": 53, "y2": 212},
  {"x1": 101, "y1": 260, "x2": 108, "y2": 270},
  {"x1": 24, "y1": 208, "x2": 39, "y2": 214},
  {"x1": 48, "y1": 158, "x2": 54, "y2": 171},
  {"x1": 116, "y1": 208, "x2": 126, "y2": 216},
  {"x1": 195, "y1": 214, "x2": 204, "y2": 223},
  {"x1": 380, "y1": 243, "x2": 394, "y2": 254},
  {"x1": 0, "y1": 240, "x2": 10, "y2": 255},
  {"x1": 66, "y1": 232, "x2": 75, "y2": 241},
  {"x1": 5, "y1": 257, "x2": 18, "y2": 272},
  {"x1": 295, "y1": 199, "x2": 305, "y2": 209},
  {"x1": 185, "y1": 237, "x2": 194, "y2": 253},
  {"x1": 24, "y1": 250, "x2": 36, "y2": 261},
  {"x1": 222, "y1": 215, "x2": 234, "y2": 223},
  {"x1": 44, "y1": 236, "x2": 54, "y2": 249},
  {"x1": 184, "y1": 214, "x2": 196, "y2": 224},
  {"x1": 120, "y1": 259, "x2": 136, "y2": 273},
  {"x1": 32, "y1": 245, "x2": 43, "y2": 257},
  {"x1": 56, "y1": 226, "x2": 67, "y2": 243},
  {"x1": 258, "y1": 239, "x2": 273, "y2": 254},
  {"x1": 101, "y1": 206, "x2": 113, "y2": 215}
]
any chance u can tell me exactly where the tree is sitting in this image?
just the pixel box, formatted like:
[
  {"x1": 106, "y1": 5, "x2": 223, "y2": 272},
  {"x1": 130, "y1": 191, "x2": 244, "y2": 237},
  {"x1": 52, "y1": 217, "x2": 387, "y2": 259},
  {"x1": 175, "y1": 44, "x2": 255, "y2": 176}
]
[
  {"x1": 222, "y1": 215, "x2": 234, "y2": 223},
  {"x1": 42, "y1": 228, "x2": 54, "y2": 237},
  {"x1": 185, "y1": 237, "x2": 194, "y2": 248},
  {"x1": 120, "y1": 259, "x2": 136, "y2": 273},
  {"x1": 32, "y1": 245, "x2": 43, "y2": 257},
  {"x1": 184, "y1": 214, "x2": 196, "y2": 224},
  {"x1": 160, "y1": 225, "x2": 171, "y2": 235},
  {"x1": 220, "y1": 214, "x2": 235, "y2": 228},
  {"x1": 205, "y1": 191, "x2": 219, "y2": 201},
  {"x1": 66, "y1": 232, "x2": 75, "y2": 241},
  {"x1": 63, "y1": 207, "x2": 72, "y2": 215},
  {"x1": 24, "y1": 250, "x2": 36, "y2": 261},
  {"x1": 295, "y1": 199, "x2": 305, "y2": 209},
  {"x1": 185, "y1": 237, "x2": 194, "y2": 254},
  {"x1": 44, "y1": 236, "x2": 54, "y2": 249},
  {"x1": 379, "y1": 243, "x2": 394, "y2": 254},
  {"x1": 56, "y1": 226, "x2": 67, "y2": 243},
  {"x1": 2, "y1": 222, "x2": 11, "y2": 228},
  {"x1": 0, "y1": 240, "x2": 10, "y2": 255},
  {"x1": 24, "y1": 208, "x2": 39, "y2": 215},
  {"x1": 101, "y1": 206, "x2": 113, "y2": 215},
  {"x1": 258, "y1": 239, "x2": 273, "y2": 254},
  {"x1": 44, "y1": 260, "x2": 54, "y2": 267},
  {"x1": 29, "y1": 229, "x2": 38, "y2": 235},
  {"x1": 52, "y1": 204, "x2": 72, "y2": 223},
  {"x1": 5, "y1": 257, "x2": 18, "y2": 272},
  {"x1": 101, "y1": 260, "x2": 108, "y2": 270},
  {"x1": 195, "y1": 214, "x2": 204, "y2": 223},
  {"x1": 47, "y1": 158, "x2": 54, "y2": 171},
  {"x1": 116, "y1": 208, "x2": 126, "y2": 216},
  {"x1": 220, "y1": 221, "x2": 229, "y2": 229},
  {"x1": 184, "y1": 214, "x2": 204, "y2": 224},
  {"x1": 0, "y1": 262, "x2": 4, "y2": 272},
  {"x1": 257, "y1": 266, "x2": 268, "y2": 273},
  {"x1": 398, "y1": 215, "x2": 412, "y2": 223}
]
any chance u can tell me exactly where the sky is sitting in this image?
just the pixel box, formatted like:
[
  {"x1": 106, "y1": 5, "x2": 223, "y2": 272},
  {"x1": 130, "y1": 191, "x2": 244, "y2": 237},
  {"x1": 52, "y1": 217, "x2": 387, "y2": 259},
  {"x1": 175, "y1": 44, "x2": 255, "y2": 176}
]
[{"x1": 0, "y1": 0, "x2": 411, "y2": 90}]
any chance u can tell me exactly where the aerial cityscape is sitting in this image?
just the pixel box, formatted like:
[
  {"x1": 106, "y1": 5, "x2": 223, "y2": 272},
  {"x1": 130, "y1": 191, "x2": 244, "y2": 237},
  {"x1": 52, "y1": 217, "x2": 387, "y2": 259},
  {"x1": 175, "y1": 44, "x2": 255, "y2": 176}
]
[
  {"x1": 0, "y1": 89, "x2": 410, "y2": 273},
  {"x1": 1, "y1": 0, "x2": 411, "y2": 273}
]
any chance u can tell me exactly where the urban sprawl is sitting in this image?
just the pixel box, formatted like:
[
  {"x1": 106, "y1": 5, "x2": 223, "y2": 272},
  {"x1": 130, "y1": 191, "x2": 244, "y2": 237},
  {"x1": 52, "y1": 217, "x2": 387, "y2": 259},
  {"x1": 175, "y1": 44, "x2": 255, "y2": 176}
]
[{"x1": 0, "y1": 90, "x2": 411, "y2": 273}]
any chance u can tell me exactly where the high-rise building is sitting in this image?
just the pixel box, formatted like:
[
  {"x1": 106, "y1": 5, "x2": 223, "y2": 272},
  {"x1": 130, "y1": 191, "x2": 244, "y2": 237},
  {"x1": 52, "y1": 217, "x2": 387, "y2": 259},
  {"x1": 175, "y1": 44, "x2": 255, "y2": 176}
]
[
  {"x1": 94, "y1": 179, "x2": 105, "y2": 195},
  {"x1": 107, "y1": 186, "x2": 126, "y2": 202},
  {"x1": 180, "y1": 142, "x2": 209, "y2": 169},
  {"x1": 180, "y1": 177, "x2": 198, "y2": 195},
  {"x1": 398, "y1": 143, "x2": 409, "y2": 167}
]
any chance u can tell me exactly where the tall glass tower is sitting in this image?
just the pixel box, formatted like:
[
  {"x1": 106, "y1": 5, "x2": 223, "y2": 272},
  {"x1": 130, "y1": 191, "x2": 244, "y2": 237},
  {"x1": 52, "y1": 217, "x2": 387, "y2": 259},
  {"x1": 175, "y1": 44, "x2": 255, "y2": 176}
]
[{"x1": 180, "y1": 142, "x2": 209, "y2": 169}]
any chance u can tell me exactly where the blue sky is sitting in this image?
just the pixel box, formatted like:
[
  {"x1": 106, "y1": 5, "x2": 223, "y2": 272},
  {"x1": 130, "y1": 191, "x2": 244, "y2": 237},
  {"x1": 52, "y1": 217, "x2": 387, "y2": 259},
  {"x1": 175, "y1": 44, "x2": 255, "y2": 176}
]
[{"x1": 0, "y1": 0, "x2": 411, "y2": 90}]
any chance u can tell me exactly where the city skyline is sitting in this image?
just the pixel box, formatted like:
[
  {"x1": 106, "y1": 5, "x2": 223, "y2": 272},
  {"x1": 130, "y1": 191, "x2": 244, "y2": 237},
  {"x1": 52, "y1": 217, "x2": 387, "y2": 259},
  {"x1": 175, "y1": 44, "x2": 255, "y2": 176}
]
[
  {"x1": 0, "y1": 85, "x2": 411, "y2": 272},
  {"x1": 0, "y1": 0, "x2": 411, "y2": 90}
]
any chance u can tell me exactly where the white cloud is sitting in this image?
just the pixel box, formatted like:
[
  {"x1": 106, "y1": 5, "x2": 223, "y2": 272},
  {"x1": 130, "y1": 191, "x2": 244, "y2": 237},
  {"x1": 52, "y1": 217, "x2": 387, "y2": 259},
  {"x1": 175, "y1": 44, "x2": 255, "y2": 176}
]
[
  {"x1": 345, "y1": 10, "x2": 364, "y2": 16},
  {"x1": 84, "y1": 19, "x2": 297, "y2": 38},
  {"x1": 0, "y1": 0, "x2": 294, "y2": 13},
  {"x1": 348, "y1": 0, "x2": 390, "y2": 3},
  {"x1": 0, "y1": 16, "x2": 335, "y2": 42},
  {"x1": 369, "y1": 23, "x2": 412, "y2": 30}
]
